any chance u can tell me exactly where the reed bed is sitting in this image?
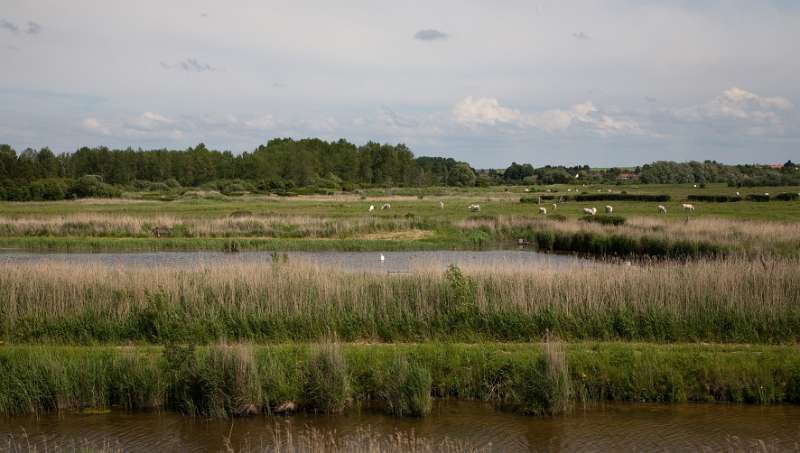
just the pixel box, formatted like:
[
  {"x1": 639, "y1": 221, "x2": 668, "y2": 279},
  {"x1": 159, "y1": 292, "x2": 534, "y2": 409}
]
[
  {"x1": 0, "y1": 214, "x2": 431, "y2": 239},
  {"x1": 458, "y1": 215, "x2": 800, "y2": 256},
  {"x1": 0, "y1": 342, "x2": 798, "y2": 418},
  {"x1": 1, "y1": 258, "x2": 798, "y2": 344}
]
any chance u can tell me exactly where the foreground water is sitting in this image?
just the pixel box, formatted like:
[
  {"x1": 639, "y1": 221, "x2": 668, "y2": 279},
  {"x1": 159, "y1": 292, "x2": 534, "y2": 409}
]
[
  {"x1": 1, "y1": 402, "x2": 798, "y2": 452},
  {"x1": 0, "y1": 250, "x2": 587, "y2": 273}
]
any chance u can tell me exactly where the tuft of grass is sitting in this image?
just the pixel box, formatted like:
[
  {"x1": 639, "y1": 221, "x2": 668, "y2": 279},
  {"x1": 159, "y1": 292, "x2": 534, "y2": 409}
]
[
  {"x1": 377, "y1": 354, "x2": 433, "y2": 417},
  {"x1": 303, "y1": 341, "x2": 351, "y2": 414},
  {"x1": 507, "y1": 339, "x2": 570, "y2": 415}
]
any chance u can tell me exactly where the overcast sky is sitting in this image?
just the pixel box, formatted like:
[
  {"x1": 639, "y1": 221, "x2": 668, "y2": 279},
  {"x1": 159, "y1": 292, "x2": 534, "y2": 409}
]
[{"x1": 1, "y1": 0, "x2": 798, "y2": 167}]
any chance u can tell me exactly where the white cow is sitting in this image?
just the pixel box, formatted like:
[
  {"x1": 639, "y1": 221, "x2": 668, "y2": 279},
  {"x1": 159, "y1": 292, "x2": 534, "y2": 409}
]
[
  {"x1": 439, "y1": 201, "x2": 445, "y2": 209},
  {"x1": 604, "y1": 205, "x2": 613, "y2": 214},
  {"x1": 469, "y1": 204, "x2": 481, "y2": 212},
  {"x1": 657, "y1": 205, "x2": 667, "y2": 214},
  {"x1": 583, "y1": 207, "x2": 597, "y2": 216},
  {"x1": 382, "y1": 203, "x2": 391, "y2": 210},
  {"x1": 368, "y1": 205, "x2": 375, "y2": 212},
  {"x1": 539, "y1": 207, "x2": 547, "y2": 215},
  {"x1": 682, "y1": 203, "x2": 695, "y2": 212},
  {"x1": 552, "y1": 203, "x2": 558, "y2": 210}
]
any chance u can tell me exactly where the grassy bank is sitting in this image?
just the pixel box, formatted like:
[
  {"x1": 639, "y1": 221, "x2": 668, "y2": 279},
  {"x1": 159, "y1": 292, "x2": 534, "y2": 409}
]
[
  {"x1": 1, "y1": 342, "x2": 798, "y2": 418},
  {"x1": 2, "y1": 260, "x2": 798, "y2": 344}
]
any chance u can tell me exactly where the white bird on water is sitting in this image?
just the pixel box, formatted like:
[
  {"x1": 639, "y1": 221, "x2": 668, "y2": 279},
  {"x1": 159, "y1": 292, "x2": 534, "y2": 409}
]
[{"x1": 380, "y1": 254, "x2": 385, "y2": 262}]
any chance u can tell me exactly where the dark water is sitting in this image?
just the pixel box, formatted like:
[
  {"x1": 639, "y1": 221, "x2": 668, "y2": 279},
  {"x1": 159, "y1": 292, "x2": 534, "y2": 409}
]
[
  {"x1": 1, "y1": 402, "x2": 798, "y2": 452},
  {"x1": 0, "y1": 250, "x2": 587, "y2": 273}
]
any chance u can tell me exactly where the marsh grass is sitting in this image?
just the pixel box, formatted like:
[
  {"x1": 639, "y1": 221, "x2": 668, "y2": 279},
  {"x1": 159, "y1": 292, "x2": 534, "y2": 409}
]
[
  {"x1": 1, "y1": 259, "x2": 798, "y2": 344},
  {"x1": 0, "y1": 214, "x2": 434, "y2": 239},
  {"x1": 2, "y1": 208, "x2": 799, "y2": 257},
  {"x1": 458, "y1": 215, "x2": 800, "y2": 257},
  {"x1": 376, "y1": 354, "x2": 433, "y2": 417},
  {"x1": 1, "y1": 343, "x2": 799, "y2": 418},
  {"x1": 303, "y1": 341, "x2": 351, "y2": 414}
]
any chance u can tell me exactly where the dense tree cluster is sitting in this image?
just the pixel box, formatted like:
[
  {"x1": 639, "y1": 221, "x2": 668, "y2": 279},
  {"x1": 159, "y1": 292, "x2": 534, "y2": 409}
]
[
  {"x1": 0, "y1": 140, "x2": 797, "y2": 201},
  {"x1": 0, "y1": 140, "x2": 474, "y2": 200}
]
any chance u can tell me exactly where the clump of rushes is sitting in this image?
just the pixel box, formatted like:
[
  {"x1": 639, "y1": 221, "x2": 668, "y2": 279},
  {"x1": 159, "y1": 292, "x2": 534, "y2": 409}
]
[
  {"x1": 378, "y1": 354, "x2": 433, "y2": 417},
  {"x1": 507, "y1": 339, "x2": 571, "y2": 415},
  {"x1": 303, "y1": 341, "x2": 351, "y2": 413}
]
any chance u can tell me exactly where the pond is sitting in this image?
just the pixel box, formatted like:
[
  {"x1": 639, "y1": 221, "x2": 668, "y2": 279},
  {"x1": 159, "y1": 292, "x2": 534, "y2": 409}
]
[
  {"x1": 0, "y1": 250, "x2": 590, "y2": 273},
  {"x1": 1, "y1": 401, "x2": 797, "y2": 452}
]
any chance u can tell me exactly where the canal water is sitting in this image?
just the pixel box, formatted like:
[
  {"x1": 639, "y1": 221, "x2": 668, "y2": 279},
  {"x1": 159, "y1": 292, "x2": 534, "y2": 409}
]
[
  {"x1": 1, "y1": 401, "x2": 798, "y2": 452},
  {"x1": 0, "y1": 250, "x2": 589, "y2": 273}
]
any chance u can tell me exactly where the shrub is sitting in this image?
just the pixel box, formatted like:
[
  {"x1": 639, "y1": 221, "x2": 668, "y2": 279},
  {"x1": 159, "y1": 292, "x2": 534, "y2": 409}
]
[
  {"x1": 28, "y1": 179, "x2": 68, "y2": 201},
  {"x1": 747, "y1": 194, "x2": 770, "y2": 202},
  {"x1": 68, "y1": 175, "x2": 121, "y2": 199},
  {"x1": 574, "y1": 193, "x2": 670, "y2": 202},
  {"x1": 687, "y1": 195, "x2": 742, "y2": 202},
  {"x1": 773, "y1": 192, "x2": 799, "y2": 201}
]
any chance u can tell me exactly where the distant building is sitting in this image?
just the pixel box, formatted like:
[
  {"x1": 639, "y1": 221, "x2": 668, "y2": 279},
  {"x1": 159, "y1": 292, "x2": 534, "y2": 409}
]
[
  {"x1": 768, "y1": 163, "x2": 784, "y2": 170},
  {"x1": 616, "y1": 172, "x2": 639, "y2": 181}
]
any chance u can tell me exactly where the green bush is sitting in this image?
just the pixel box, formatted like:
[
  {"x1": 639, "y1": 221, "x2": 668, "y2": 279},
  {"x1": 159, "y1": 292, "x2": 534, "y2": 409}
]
[
  {"x1": 747, "y1": 194, "x2": 770, "y2": 202},
  {"x1": 68, "y1": 175, "x2": 121, "y2": 199},
  {"x1": 687, "y1": 195, "x2": 742, "y2": 202},
  {"x1": 773, "y1": 192, "x2": 800, "y2": 201},
  {"x1": 574, "y1": 193, "x2": 670, "y2": 202}
]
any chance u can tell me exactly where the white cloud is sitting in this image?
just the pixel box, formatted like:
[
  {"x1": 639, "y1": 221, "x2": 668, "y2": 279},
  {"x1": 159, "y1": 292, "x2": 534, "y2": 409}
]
[
  {"x1": 452, "y1": 97, "x2": 645, "y2": 136},
  {"x1": 81, "y1": 117, "x2": 111, "y2": 136},
  {"x1": 125, "y1": 112, "x2": 174, "y2": 131},
  {"x1": 673, "y1": 87, "x2": 794, "y2": 135},
  {"x1": 528, "y1": 102, "x2": 645, "y2": 136},
  {"x1": 452, "y1": 97, "x2": 521, "y2": 126},
  {"x1": 242, "y1": 115, "x2": 276, "y2": 130}
]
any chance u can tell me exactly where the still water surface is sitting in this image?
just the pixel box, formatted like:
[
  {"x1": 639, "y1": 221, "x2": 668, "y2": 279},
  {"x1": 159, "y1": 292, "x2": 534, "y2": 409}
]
[
  {"x1": 0, "y1": 250, "x2": 588, "y2": 273},
  {"x1": 1, "y1": 402, "x2": 798, "y2": 452}
]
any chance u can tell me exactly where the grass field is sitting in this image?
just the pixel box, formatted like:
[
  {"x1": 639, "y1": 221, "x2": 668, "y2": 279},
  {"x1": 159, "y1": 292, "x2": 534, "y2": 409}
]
[
  {"x1": 1, "y1": 183, "x2": 799, "y2": 221},
  {"x1": 1, "y1": 183, "x2": 799, "y2": 255}
]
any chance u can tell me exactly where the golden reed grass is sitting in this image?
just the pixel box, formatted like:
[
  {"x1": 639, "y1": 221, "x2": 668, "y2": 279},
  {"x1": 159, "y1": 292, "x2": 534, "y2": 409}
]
[
  {"x1": 1, "y1": 258, "x2": 797, "y2": 343},
  {"x1": 0, "y1": 214, "x2": 423, "y2": 238}
]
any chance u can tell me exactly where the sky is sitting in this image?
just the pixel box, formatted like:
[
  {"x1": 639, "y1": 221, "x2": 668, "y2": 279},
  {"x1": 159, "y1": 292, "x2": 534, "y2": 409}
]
[{"x1": 1, "y1": 0, "x2": 799, "y2": 168}]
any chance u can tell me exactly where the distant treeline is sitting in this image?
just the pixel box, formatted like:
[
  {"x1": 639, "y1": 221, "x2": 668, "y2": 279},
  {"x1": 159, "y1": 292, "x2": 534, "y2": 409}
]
[{"x1": 0, "y1": 139, "x2": 797, "y2": 201}]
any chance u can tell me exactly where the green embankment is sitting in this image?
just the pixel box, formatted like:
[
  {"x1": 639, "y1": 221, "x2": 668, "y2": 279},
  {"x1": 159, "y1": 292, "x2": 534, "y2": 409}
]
[{"x1": 0, "y1": 343, "x2": 798, "y2": 418}]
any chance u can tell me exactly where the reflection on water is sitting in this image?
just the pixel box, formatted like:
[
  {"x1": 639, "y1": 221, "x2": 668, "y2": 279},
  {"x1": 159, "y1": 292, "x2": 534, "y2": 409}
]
[
  {"x1": 1, "y1": 401, "x2": 799, "y2": 452},
  {"x1": 0, "y1": 250, "x2": 588, "y2": 273}
]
